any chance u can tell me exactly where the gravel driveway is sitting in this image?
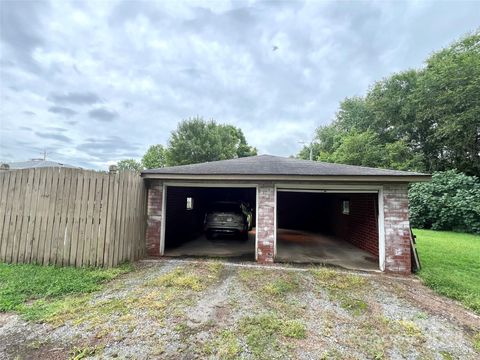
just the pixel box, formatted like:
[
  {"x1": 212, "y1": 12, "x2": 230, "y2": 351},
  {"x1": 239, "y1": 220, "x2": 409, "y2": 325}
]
[{"x1": 1, "y1": 259, "x2": 479, "y2": 359}]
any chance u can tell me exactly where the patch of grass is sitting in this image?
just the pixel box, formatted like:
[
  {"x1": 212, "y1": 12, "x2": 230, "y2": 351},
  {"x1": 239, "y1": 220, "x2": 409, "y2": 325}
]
[
  {"x1": 311, "y1": 267, "x2": 370, "y2": 316},
  {"x1": 18, "y1": 294, "x2": 91, "y2": 323},
  {"x1": 147, "y1": 263, "x2": 223, "y2": 292},
  {"x1": 414, "y1": 229, "x2": 480, "y2": 314},
  {"x1": 239, "y1": 313, "x2": 306, "y2": 358},
  {"x1": 239, "y1": 269, "x2": 299, "y2": 294},
  {"x1": 473, "y1": 333, "x2": 480, "y2": 352},
  {"x1": 205, "y1": 330, "x2": 240, "y2": 360},
  {"x1": 239, "y1": 268, "x2": 303, "y2": 319},
  {"x1": 149, "y1": 268, "x2": 203, "y2": 291},
  {"x1": 319, "y1": 349, "x2": 343, "y2": 360},
  {"x1": 338, "y1": 296, "x2": 368, "y2": 316},
  {"x1": 310, "y1": 267, "x2": 367, "y2": 291},
  {"x1": 280, "y1": 318, "x2": 307, "y2": 338},
  {"x1": 263, "y1": 277, "x2": 299, "y2": 296},
  {"x1": 0, "y1": 262, "x2": 132, "y2": 318}
]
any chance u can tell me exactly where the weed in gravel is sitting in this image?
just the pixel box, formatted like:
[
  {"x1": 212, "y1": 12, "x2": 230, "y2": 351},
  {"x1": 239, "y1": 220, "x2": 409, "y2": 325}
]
[
  {"x1": 238, "y1": 268, "x2": 303, "y2": 319},
  {"x1": 319, "y1": 349, "x2": 344, "y2": 360},
  {"x1": 207, "y1": 261, "x2": 224, "y2": 275},
  {"x1": 263, "y1": 277, "x2": 299, "y2": 296},
  {"x1": 397, "y1": 320, "x2": 423, "y2": 337},
  {"x1": 415, "y1": 311, "x2": 429, "y2": 320},
  {"x1": 281, "y1": 318, "x2": 307, "y2": 338},
  {"x1": 472, "y1": 333, "x2": 480, "y2": 351},
  {"x1": 148, "y1": 268, "x2": 203, "y2": 291},
  {"x1": 310, "y1": 267, "x2": 367, "y2": 290},
  {"x1": 440, "y1": 351, "x2": 454, "y2": 360},
  {"x1": 26, "y1": 339, "x2": 47, "y2": 350},
  {"x1": 175, "y1": 322, "x2": 194, "y2": 337},
  {"x1": 150, "y1": 341, "x2": 166, "y2": 357},
  {"x1": 238, "y1": 313, "x2": 306, "y2": 358},
  {"x1": 68, "y1": 344, "x2": 104, "y2": 360},
  {"x1": 337, "y1": 296, "x2": 368, "y2": 316},
  {"x1": 146, "y1": 263, "x2": 223, "y2": 291},
  {"x1": 205, "y1": 329, "x2": 241, "y2": 360},
  {"x1": 19, "y1": 294, "x2": 91, "y2": 324}
]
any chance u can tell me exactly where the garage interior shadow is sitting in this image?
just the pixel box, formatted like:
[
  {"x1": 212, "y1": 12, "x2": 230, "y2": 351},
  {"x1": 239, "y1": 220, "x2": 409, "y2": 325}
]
[
  {"x1": 276, "y1": 191, "x2": 379, "y2": 271},
  {"x1": 164, "y1": 186, "x2": 256, "y2": 261}
]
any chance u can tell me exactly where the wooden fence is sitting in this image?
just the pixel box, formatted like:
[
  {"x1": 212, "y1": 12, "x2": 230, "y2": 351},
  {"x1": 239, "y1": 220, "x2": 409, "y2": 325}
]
[{"x1": 0, "y1": 168, "x2": 146, "y2": 267}]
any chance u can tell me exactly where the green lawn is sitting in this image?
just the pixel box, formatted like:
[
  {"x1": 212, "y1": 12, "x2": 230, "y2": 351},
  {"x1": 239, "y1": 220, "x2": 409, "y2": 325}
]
[
  {"x1": 414, "y1": 229, "x2": 480, "y2": 314},
  {"x1": 0, "y1": 262, "x2": 132, "y2": 318}
]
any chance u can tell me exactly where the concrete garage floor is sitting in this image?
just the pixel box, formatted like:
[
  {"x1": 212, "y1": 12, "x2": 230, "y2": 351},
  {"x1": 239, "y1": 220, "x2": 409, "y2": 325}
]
[
  {"x1": 276, "y1": 228, "x2": 379, "y2": 271},
  {"x1": 164, "y1": 230, "x2": 256, "y2": 260},
  {"x1": 165, "y1": 228, "x2": 378, "y2": 271}
]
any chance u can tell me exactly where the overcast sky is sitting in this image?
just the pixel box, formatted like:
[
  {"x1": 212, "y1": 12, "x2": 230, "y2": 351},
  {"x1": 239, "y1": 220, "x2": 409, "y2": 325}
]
[{"x1": 0, "y1": 0, "x2": 479, "y2": 169}]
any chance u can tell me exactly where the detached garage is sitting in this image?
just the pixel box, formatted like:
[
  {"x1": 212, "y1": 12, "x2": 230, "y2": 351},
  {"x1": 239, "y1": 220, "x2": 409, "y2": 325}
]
[{"x1": 142, "y1": 155, "x2": 430, "y2": 274}]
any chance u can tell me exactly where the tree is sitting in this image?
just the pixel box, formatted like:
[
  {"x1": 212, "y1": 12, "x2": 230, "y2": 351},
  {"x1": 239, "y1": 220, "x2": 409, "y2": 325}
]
[
  {"x1": 117, "y1": 159, "x2": 142, "y2": 172},
  {"x1": 142, "y1": 144, "x2": 166, "y2": 169},
  {"x1": 166, "y1": 117, "x2": 257, "y2": 166},
  {"x1": 299, "y1": 31, "x2": 480, "y2": 175},
  {"x1": 413, "y1": 31, "x2": 480, "y2": 175},
  {"x1": 326, "y1": 131, "x2": 384, "y2": 167}
]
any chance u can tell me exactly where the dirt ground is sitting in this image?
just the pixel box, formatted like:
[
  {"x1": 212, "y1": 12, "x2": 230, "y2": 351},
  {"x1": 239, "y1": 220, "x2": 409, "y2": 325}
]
[{"x1": 1, "y1": 259, "x2": 479, "y2": 360}]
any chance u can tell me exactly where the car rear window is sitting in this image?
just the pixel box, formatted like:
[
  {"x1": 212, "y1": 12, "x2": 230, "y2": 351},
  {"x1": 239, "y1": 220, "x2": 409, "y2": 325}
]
[{"x1": 209, "y1": 202, "x2": 242, "y2": 213}]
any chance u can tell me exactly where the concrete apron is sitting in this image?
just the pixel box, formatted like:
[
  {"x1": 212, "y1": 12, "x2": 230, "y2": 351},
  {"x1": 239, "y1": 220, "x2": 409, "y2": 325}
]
[
  {"x1": 162, "y1": 228, "x2": 379, "y2": 272},
  {"x1": 276, "y1": 228, "x2": 379, "y2": 272}
]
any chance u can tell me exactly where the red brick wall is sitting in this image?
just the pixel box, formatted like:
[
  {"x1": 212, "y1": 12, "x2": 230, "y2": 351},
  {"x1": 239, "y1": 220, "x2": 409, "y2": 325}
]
[
  {"x1": 146, "y1": 181, "x2": 163, "y2": 257},
  {"x1": 331, "y1": 194, "x2": 379, "y2": 257},
  {"x1": 257, "y1": 183, "x2": 275, "y2": 263},
  {"x1": 383, "y1": 184, "x2": 411, "y2": 274}
]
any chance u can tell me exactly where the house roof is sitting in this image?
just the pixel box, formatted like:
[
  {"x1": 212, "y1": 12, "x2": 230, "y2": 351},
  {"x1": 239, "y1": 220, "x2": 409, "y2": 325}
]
[
  {"x1": 141, "y1": 155, "x2": 430, "y2": 182},
  {"x1": 6, "y1": 159, "x2": 79, "y2": 169}
]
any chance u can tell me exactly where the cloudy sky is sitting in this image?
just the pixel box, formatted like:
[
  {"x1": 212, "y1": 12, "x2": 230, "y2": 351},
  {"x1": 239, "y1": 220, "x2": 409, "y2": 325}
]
[{"x1": 0, "y1": 0, "x2": 479, "y2": 169}]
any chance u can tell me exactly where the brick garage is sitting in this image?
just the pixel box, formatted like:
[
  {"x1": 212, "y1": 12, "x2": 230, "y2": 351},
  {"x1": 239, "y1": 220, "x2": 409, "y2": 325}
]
[{"x1": 142, "y1": 155, "x2": 429, "y2": 274}]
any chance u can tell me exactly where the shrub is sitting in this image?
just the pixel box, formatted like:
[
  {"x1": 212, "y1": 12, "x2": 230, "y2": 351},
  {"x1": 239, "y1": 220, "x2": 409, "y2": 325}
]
[{"x1": 409, "y1": 170, "x2": 480, "y2": 234}]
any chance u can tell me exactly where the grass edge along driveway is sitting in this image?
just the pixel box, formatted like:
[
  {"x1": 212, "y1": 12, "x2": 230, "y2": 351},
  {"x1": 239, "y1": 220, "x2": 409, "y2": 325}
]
[
  {"x1": 414, "y1": 228, "x2": 480, "y2": 315},
  {"x1": 0, "y1": 262, "x2": 132, "y2": 320}
]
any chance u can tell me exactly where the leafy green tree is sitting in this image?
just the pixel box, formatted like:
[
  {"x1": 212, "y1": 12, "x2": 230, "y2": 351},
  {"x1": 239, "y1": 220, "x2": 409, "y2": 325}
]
[
  {"x1": 299, "y1": 31, "x2": 479, "y2": 175},
  {"x1": 326, "y1": 131, "x2": 384, "y2": 167},
  {"x1": 142, "y1": 144, "x2": 166, "y2": 169},
  {"x1": 166, "y1": 117, "x2": 257, "y2": 165},
  {"x1": 413, "y1": 31, "x2": 480, "y2": 175},
  {"x1": 409, "y1": 170, "x2": 480, "y2": 234},
  {"x1": 117, "y1": 159, "x2": 142, "y2": 172}
]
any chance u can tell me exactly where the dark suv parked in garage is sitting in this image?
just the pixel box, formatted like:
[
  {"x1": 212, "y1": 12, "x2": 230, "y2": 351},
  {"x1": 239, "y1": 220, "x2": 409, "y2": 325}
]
[{"x1": 204, "y1": 201, "x2": 253, "y2": 240}]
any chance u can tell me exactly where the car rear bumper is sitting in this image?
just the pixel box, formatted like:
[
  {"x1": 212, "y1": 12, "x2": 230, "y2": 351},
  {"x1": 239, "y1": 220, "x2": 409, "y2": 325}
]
[{"x1": 205, "y1": 223, "x2": 246, "y2": 233}]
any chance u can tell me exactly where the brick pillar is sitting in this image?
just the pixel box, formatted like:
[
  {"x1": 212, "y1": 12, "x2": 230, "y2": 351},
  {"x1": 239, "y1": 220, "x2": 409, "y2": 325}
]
[
  {"x1": 383, "y1": 184, "x2": 411, "y2": 274},
  {"x1": 257, "y1": 183, "x2": 275, "y2": 263},
  {"x1": 146, "y1": 181, "x2": 163, "y2": 257}
]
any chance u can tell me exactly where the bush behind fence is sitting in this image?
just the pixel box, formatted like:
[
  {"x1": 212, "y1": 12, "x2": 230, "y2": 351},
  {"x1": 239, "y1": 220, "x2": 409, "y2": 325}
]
[{"x1": 0, "y1": 168, "x2": 146, "y2": 267}]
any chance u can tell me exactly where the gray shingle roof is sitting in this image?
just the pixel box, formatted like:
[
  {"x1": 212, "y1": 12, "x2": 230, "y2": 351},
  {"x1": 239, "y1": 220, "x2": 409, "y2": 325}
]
[
  {"x1": 141, "y1": 155, "x2": 428, "y2": 178},
  {"x1": 7, "y1": 160, "x2": 79, "y2": 169}
]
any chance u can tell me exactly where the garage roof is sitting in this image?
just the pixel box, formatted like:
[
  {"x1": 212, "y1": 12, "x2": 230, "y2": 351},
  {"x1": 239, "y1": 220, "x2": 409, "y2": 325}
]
[{"x1": 141, "y1": 155, "x2": 430, "y2": 182}]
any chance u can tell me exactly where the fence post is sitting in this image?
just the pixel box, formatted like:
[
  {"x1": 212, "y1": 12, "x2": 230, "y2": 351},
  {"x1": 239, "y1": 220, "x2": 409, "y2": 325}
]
[
  {"x1": 104, "y1": 165, "x2": 118, "y2": 267},
  {"x1": 109, "y1": 165, "x2": 118, "y2": 175}
]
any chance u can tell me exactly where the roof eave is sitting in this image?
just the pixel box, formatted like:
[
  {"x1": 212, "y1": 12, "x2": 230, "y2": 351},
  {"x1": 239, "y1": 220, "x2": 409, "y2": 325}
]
[{"x1": 141, "y1": 173, "x2": 431, "y2": 182}]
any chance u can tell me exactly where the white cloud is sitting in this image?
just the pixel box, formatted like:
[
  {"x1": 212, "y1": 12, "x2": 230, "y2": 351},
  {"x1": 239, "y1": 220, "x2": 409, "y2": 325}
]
[{"x1": 1, "y1": 0, "x2": 479, "y2": 169}]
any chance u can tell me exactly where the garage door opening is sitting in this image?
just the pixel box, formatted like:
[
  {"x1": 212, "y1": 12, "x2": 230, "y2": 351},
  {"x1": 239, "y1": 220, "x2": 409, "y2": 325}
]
[
  {"x1": 276, "y1": 190, "x2": 379, "y2": 270},
  {"x1": 163, "y1": 186, "x2": 256, "y2": 260}
]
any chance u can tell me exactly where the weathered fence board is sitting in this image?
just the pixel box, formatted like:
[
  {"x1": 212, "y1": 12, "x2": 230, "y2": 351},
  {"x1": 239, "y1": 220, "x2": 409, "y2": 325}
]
[{"x1": 0, "y1": 168, "x2": 146, "y2": 267}]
